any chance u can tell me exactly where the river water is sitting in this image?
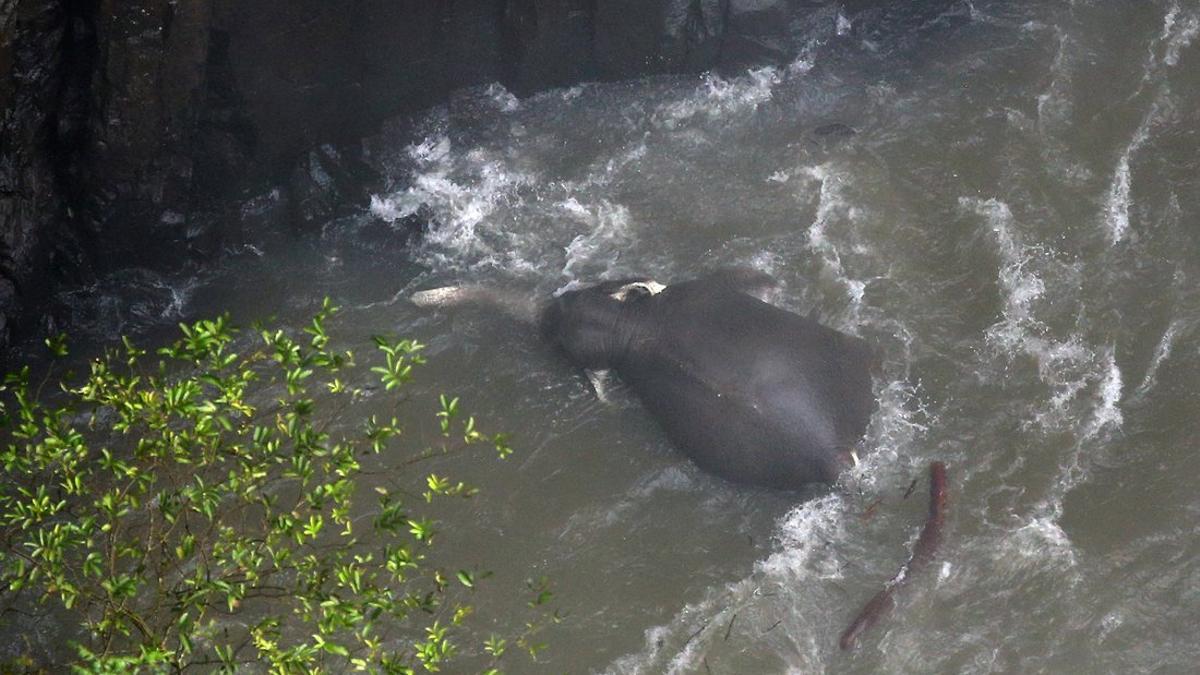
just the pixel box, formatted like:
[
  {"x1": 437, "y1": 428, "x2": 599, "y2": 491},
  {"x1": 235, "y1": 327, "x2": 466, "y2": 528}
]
[{"x1": 23, "y1": 0, "x2": 1200, "y2": 672}]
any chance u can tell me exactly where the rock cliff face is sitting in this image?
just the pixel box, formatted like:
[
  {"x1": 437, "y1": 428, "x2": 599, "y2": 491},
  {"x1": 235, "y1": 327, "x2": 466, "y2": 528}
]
[{"x1": 0, "y1": 0, "x2": 844, "y2": 350}]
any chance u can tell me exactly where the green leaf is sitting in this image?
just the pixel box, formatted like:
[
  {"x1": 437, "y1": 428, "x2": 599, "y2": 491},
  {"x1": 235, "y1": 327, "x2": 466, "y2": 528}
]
[{"x1": 45, "y1": 332, "x2": 69, "y2": 357}]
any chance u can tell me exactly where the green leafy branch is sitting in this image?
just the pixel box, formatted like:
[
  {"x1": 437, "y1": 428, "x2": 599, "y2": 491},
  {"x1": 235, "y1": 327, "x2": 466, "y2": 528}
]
[{"x1": 0, "y1": 299, "x2": 558, "y2": 673}]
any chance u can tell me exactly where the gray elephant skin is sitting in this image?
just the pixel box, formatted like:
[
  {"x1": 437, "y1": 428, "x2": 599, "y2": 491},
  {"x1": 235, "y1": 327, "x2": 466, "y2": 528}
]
[{"x1": 534, "y1": 269, "x2": 877, "y2": 490}]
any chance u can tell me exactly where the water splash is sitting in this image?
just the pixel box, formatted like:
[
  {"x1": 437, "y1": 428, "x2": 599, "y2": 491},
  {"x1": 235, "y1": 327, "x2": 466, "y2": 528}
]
[
  {"x1": 970, "y1": 198, "x2": 1046, "y2": 349},
  {"x1": 484, "y1": 82, "x2": 521, "y2": 113},
  {"x1": 803, "y1": 164, "x2": 870, "y2": 318},
  {"x1": 1017, "y1": 348, "x2": 1122, "y2": 564},
  {"x1": 1080, "y1": 348, "x2": 1124, "y2": 443},
  {"x1": 1160, "y1": 2, "x2": 1199, "y2": 67},
  {"x1": 836, "y1": 12, "x2": 853, "y2": 37},
  {"x1": 961, "y1": 197, "x2": 1116, "y2": 435},
  {"x1": 1108, "y1": 0, "x2": 1194, "y2": 244},
  {"x1": 370, "y1": 134, "x2": 537, "y2": 270},
  {"x1": 605, "y1": 494, "x2": 848, "y2": 675},
  {"x1": 53, "y1": 269, "x2": 203, "y2": 340},
  {"x1": 1131, "y1": 319, "x2": 1184, "y2": 400},
  {"x1": 559, "y1": 199, "x2": 637, "y2": 281},
  {"x1": 655, "y1": 67, "x2": 781, "y2": 126},
  {"x1": 1104, "y1": 102, "x2": 1158, "y2": 245},
  {"x1": 1010, "y1": 515, "x2": 1078, "y2": 569}
]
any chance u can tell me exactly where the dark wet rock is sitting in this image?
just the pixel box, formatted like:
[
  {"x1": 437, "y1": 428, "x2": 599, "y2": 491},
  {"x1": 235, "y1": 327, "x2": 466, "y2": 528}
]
[
  {"x1": 1, "y1": 0, "x2": 90, "y2": 349},
  {"x1": 49, "y1": 267, "x2": 194, "y2": 342},
  {"x1": 231, "y1": 188, "x2": 289, "y2": 256},
  {"x1": 360, "y1": 204, "x2": 431, "y2": 252},
  {"x1": 0, "y1": 277, "x2": 16, "y2": 347},
  {"x1": 288, "y1": 144, "x2": 381, "y2": 232}
]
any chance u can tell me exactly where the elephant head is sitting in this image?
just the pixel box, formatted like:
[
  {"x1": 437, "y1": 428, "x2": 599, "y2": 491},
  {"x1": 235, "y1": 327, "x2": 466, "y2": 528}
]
[{"x1": 538, "y1": 278, "x2": 665, "y2": 370}]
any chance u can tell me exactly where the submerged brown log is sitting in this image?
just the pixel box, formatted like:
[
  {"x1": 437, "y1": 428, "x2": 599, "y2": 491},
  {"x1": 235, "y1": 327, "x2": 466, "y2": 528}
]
[{"x1": 840, "y1": 461, "x2": 948, "y2": 650}]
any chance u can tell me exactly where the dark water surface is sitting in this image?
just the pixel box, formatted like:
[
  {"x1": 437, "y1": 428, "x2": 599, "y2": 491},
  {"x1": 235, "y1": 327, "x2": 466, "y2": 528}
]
[{"x1": 22, "y1": 1, "x2": 1200, "y2": 672}]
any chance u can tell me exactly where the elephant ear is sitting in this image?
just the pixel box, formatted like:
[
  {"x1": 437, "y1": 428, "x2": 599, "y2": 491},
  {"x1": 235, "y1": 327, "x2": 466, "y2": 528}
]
[{"x1": 696, "y1": 267, "x2": 782, "y2": 304}]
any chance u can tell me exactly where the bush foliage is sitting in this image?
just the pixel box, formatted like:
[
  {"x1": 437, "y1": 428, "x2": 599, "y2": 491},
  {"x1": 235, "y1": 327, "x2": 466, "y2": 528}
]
[{"x1": 0, "y1": 300, "x2": 555, "y2": 673}]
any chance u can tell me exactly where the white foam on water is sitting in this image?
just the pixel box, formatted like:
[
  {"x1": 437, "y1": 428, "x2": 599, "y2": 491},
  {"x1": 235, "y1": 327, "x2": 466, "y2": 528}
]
[
  {"x1": 1107, "y1": 11, "x2": 1182, "y2": 246},
  {"x1": 1100, "y1": 2, "x2": 1193, "y2": 254},
  {"x1": 408, "y1": 134, "x2": 451, "y2": 163},
  {"x1": 960, "y1": 197, "x2": 1127, "y2": 476},
  {"x1": 850, "y1": 378, "x2": 929, "y2": 493},
  {"x1": 655, "y1": 67, "x2": 781, "y2": 126},
  {"x1": 239, "y1": 187, "x2": 283, "y2": 219},
  {"x1": 788, "y1": 54, "x2": 815, "y2": 76},
  {"x1": 836, "y1": 12, "x2": 852, "y2": 37},
  {"x1": 1081, "y1": 348, "x2": 1124, "y2": 443},
  {"x1": 763, "y1": 495, "x2": 850, "y2": 580},
  {"x1": 590, "y1": 140, "x2": 648, "y2": 189},
  {"x1": 370, "y1": 135, "x2": 537, "y2": 270},
  {"x1": 803, "y1": 164, "x2": 871, "y2": 318},
  {"x1": 605, "y1": 494, "x2": 848, "y2": 675},
  {"x1": 938, "y1": 561, "x2": 953, "y2": 582},
  {"x1": 964, "y1": 198, "x2": 1045, "y2": 347},
  {"x1": 1103, "y1": 102, "x2": 1157, "y2": 245},
  {"x1": 484, "y1": 82, "x2": 521, "y2": 112},
  {"x1": 1098, "y1": 611, "x2": 1124, "y2": 641},
  {"x1": 159, "y1": 277, "x2": 199, "y2": 319},
  {"x1": 1010, "y1": 515, "x2": 1078, "y2": 569},
  {"x1": 1160, "y1": 2, "x2": 1199, "y2": 66},
  {"x1": 1132, "y1": 319, "x2": 1183, "y2": 400},
  {"x1": 1160, "y1": 3, "x2": 1181, "y2": 45},
  {"x1": 558, "y1": 199, "x2": 636, "y2": 281},
  {"x1": 1031, "y1": 339, "x2": 1095, "y2": 429},
  {"x1": 1008, "y1": 348, "x2": 1123, "y2": 580},
  {"x1": 1104, "y1": 157, "x2": 1134, "y2": 245},
  {"x1": 1036, "y1": 27, "x2": 1074, "y2": 131},
  {"x1": 366, "y1": 62, "x2": 813, "y2": 284}
]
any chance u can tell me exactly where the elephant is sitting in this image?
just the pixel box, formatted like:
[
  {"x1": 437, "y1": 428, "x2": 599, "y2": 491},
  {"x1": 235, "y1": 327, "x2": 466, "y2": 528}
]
[
  {"x1": 413, "y1": 268, "x2": 878, "y2": 489},
  {"x1": 414, "y1": 270, "x2": 947, "y2": 647}
]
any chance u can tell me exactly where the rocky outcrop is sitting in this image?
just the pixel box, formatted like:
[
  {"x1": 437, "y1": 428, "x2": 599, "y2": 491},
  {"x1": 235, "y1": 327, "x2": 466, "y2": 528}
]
[
  {"x1": 1, "y1": 0, "x2": 93, "y2": 348},
  {"x1": 1, "y1": 0, "x2": 865, "y2": 351}
]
